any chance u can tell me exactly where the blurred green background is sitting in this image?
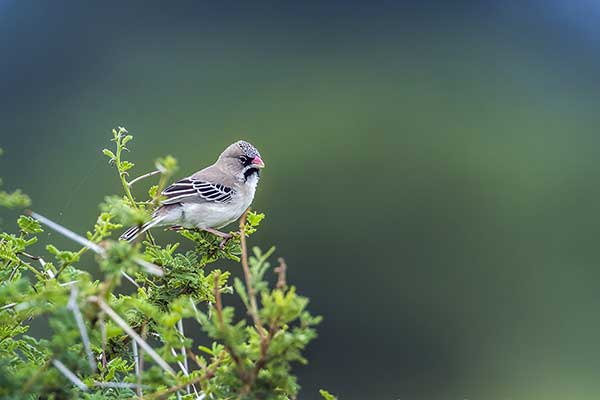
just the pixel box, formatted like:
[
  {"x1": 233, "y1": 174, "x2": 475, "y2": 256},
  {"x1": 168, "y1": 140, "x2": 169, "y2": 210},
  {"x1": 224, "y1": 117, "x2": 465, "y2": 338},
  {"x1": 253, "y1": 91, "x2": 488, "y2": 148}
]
[{"x1": 2, "y1": 1, "x2": 600, "y2": 399}]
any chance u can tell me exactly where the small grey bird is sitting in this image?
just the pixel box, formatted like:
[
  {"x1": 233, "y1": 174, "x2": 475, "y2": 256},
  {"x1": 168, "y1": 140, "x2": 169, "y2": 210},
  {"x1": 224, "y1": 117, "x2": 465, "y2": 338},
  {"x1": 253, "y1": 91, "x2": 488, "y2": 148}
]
[{"x1": 120, "y1": 140, "x2": 264, "y2": 243}]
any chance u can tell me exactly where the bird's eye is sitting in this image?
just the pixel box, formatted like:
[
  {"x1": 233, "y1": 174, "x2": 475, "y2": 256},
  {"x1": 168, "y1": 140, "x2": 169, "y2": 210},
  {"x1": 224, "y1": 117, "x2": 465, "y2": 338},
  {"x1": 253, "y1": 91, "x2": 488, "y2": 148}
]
[{"x1": 239, "y1": 156, "x2": 248, "y2": 164}]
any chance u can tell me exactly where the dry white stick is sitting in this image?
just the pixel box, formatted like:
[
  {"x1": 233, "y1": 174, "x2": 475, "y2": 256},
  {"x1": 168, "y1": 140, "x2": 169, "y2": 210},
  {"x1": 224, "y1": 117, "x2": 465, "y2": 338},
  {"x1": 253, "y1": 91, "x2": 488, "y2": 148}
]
[
  {"x1": 133, "y1": 340, "x2": 140, "y2": 376},
  {"x1": 128, "y1": 169, "x2": 161, "y2": 187},
  {"x1": 0, "y1": 302, "x2": 16, "y2": 311},
  {"x1": 52, "y1": 359, "x2": 88, "y2": 391},
  {"x1": 94, "y1": 381, "x2": 141, "y2": 389},
  {"x1": 67, "y1": 286, "x2": 97, "y2": 373},
  {"x1": 132, "y1": 257, "x2": 164, "y2": 276},
  {"x1": 170, "y1": 344, "x2": 201, "y2": 398},
  {"x1": 29, "y1": 211, "x2": 105, "y2": 255},
  {"x1": 132, "y1": 340, "x2": 142, "y2": 397},
  {"x1": 170, "y1": 347, "x2": 189, "y2": 374},
  {"x1": 122, "y1": 271, "x2": 141, "y2": 288},
  {"x1": 177, "y1": 319, "x2": 190, "y2": 394},
  {"x1": 91, "y1": 296, "x2": 176, "y2": 375},
  {"x1": 59, "y1": 280, "x2": 79, "y2": 287},
  {"x1": 8, "y1": 265, "x2": 18, "y2": 281},
  {"x1": 100, "y1": 313, "x2": 107, "y2": 368},
  {"x1": 29, "y1": 211, "x2": 163, "y2": 276}
]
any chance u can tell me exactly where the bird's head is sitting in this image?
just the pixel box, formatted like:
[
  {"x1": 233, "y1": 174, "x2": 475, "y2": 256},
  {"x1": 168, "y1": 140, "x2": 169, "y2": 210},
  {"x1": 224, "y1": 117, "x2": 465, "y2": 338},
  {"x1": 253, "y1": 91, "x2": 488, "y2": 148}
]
[{"x1": 217, "y1": 140, "x2": 264, "y2": 181}]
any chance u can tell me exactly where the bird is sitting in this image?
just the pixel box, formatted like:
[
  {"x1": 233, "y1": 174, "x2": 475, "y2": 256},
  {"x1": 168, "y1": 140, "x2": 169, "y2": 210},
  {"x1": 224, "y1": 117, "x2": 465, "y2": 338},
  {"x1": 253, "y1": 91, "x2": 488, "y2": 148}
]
[{"x1": 119, "y1": 140, "x2": 264, "y2": 244}]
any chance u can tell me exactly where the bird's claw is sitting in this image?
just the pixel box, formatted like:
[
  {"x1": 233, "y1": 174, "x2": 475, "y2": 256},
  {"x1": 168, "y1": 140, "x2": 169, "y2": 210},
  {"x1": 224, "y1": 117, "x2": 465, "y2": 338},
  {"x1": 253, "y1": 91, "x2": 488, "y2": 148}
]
[
  {"x1": 219, "y1": 233, "x2": 233, "y2": 250},
  {"x1": 219, "y1": 233, "x2": 233, "y2": 249}
]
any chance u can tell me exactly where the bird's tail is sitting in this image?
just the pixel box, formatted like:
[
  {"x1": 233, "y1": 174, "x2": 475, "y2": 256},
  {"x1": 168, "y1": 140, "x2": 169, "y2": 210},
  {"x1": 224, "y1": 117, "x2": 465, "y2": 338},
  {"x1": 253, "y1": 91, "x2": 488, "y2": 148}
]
[{"x1": 119, "y1": 215, "x2": 166, "y2": 242}]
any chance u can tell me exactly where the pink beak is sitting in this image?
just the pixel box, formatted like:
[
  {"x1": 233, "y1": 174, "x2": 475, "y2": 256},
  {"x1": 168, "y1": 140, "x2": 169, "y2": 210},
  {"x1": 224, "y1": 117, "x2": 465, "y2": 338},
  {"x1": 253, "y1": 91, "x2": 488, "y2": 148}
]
[{"x1": 252, "y1": 156, "x2": 265, "y2": 168}]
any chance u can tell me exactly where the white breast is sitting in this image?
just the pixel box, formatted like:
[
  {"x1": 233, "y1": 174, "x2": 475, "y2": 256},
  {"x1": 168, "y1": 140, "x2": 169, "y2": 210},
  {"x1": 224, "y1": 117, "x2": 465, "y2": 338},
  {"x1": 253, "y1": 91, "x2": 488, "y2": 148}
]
[{"x1": 179, "y1": 174, "x2": 259, "y2": 230}]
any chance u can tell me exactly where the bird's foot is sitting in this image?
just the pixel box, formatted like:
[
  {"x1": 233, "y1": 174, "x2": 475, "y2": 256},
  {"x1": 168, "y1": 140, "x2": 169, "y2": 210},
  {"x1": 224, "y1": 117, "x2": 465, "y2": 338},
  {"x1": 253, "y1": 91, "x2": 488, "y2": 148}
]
[
  {"x1": 219, "y1": 235, "x2": 233, "y2": 249},
  {"x1": 203, "y1": 228, "x2": 234, "y2": 249}
]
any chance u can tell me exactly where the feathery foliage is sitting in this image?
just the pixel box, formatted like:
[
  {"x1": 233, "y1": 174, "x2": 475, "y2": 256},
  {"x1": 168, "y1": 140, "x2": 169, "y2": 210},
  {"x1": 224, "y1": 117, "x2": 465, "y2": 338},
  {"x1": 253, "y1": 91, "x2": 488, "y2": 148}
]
[{"x1": 0, "y1": 128, "x2": 332, "y2": 399}]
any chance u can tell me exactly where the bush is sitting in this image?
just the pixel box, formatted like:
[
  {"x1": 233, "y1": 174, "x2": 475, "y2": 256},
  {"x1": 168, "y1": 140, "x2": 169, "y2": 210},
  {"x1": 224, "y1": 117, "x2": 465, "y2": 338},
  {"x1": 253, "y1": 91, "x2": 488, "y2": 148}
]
[{"x1": 0, "y1": 128, "x2": 333, "y2": 399}]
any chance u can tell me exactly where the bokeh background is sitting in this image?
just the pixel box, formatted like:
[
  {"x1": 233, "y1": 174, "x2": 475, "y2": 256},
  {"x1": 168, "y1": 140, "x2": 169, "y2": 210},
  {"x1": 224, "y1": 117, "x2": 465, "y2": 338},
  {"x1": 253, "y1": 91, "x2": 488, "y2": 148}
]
[{"x1": 2, "y1": 1, "x2": 600, "y2": 399}]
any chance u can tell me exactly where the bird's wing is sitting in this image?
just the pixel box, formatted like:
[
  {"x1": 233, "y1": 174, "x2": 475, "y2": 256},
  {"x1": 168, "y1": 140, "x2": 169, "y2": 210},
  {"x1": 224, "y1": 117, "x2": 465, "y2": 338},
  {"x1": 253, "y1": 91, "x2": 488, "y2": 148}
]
[{"x1": 160, "y1": 177, "x2": 234, "y2": 205}]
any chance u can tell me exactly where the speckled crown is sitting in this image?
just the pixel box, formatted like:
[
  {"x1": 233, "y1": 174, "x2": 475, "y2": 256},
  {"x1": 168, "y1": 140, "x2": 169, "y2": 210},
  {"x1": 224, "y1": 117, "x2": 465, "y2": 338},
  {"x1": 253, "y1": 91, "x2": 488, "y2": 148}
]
[{"x1": 238, "y1": 141, "x2": 260, "y2": 158}]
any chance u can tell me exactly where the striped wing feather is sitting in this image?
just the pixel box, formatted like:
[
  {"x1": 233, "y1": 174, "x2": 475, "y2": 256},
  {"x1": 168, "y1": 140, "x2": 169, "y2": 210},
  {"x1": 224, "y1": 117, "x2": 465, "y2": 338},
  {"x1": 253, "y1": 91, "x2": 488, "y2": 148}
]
[{"x1": 161, "y1": 178, "x2": 233, "y2": 204}]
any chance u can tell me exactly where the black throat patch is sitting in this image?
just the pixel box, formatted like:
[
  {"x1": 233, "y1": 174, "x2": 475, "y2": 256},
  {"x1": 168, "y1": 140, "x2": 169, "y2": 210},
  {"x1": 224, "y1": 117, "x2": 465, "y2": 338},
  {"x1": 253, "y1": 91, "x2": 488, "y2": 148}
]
[{"x1": 243, "y1": 167, "x2": 260, "y2": 182}]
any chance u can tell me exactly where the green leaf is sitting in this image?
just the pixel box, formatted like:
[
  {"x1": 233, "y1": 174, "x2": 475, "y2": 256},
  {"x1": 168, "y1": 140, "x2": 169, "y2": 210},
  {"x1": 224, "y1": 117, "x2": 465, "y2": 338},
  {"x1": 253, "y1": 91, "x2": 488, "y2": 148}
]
[
  {"x1": 155, "y1": 155, "x2": 178, "y2": 175},
  {"x1": 148, "y1": 185, "x2": 159, "y2": 198},
  {"x1": 17, "y1": 215, "x2": 43, "y2": 234},
  {"x1": 46, "y1": 244, "x2": 80, "y2": 264},
  {"x1": 197, "y1": 345, "x2": 214, "y2": 356},
  {"x1": 102, "y1": 148, "x2": 116, "y2": 160},
  {"x1": 0, "y1": 189, "x2": 31, "y2": 209},
  {"x1": 122, "y1": 135, "x2": 133, "y2": 146},
  {"x1": 234, "y1": 277, "x2": 249, "y2": 309},
  {"x1": 120, "y1": 160, "x2": 135, "y2": 172},
  {"x1": 100, "y1": 195, "x2": 149, "y2": 226},
  {"x1": 320, "y1": 389, "x2": 338, "y2": 400}
]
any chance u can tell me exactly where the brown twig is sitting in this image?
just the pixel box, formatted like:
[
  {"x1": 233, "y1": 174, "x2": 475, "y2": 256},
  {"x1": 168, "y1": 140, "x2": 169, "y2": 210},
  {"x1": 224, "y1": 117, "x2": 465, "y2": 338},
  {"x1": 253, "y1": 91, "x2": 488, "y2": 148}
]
[
  {"x1": 238, "y1": 210, "x2": 265, "y2": 339},
  {"x1": 238, "y1": 210, "x2": 282, "y2": 394},
  {"x1": 275, "y1": 257, "x2": 287, "y2": 289}
]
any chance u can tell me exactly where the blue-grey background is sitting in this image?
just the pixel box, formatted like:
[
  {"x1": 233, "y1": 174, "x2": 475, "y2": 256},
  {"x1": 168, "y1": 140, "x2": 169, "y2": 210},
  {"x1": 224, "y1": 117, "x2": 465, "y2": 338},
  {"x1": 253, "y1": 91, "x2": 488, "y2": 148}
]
[{"x1": 2, "y1": 1, "x2": 600, "y2": 399}]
